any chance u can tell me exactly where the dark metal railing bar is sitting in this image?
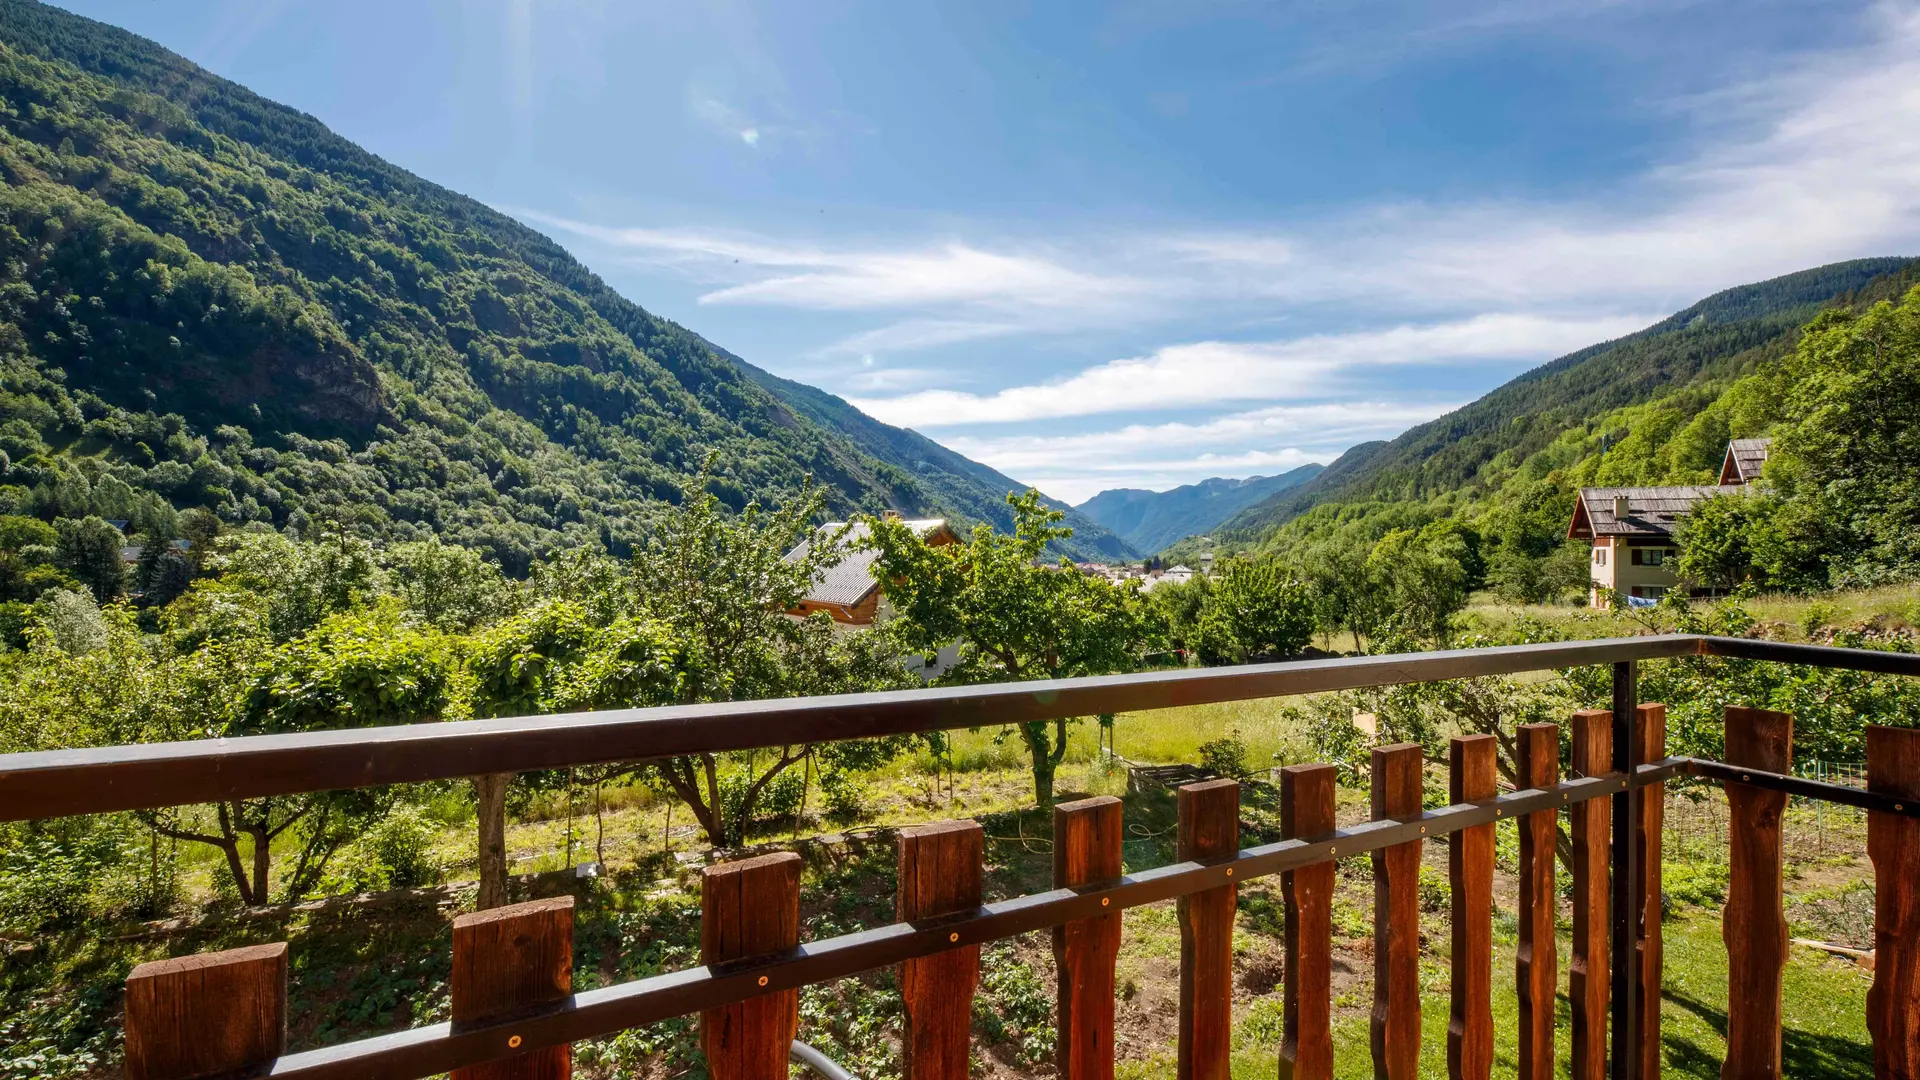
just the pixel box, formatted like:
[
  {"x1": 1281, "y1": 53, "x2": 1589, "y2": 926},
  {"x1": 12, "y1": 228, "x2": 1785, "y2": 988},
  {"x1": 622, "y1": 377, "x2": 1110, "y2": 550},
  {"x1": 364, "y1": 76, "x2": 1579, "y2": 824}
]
[
  {"x1": 1678, "y1": 757, "x2": 1920, "y2": 817},
  {"x1": 1700, "y1": 636, "x2": 1920, "y2": 676},
  {"x1": 0, "y1": 634, "x2": 1709, "y2": 822},
  {"x1": 1609, "y1": 659, "x2": 1642, "y2": 1080},
  {"x1": 264, "y1": 764, "x2": 1684, "y2": 1080}
]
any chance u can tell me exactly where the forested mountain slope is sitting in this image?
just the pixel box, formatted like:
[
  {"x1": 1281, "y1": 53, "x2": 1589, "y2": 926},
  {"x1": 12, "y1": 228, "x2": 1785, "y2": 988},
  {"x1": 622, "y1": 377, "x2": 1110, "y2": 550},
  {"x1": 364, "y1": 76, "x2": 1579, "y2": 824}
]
[
  {"x1": 0, "y1": 0, "x2": 967, "y2": 573},
  {"x1": 719, "y1": 346, "x2": 1137, "y2": 560},
  {"x1": 1076, "y1": 465, "x2": 1321, "y2": 554},
  {"x1": 1218, "y1": 257, "x2": 1920, "y2": 543}
]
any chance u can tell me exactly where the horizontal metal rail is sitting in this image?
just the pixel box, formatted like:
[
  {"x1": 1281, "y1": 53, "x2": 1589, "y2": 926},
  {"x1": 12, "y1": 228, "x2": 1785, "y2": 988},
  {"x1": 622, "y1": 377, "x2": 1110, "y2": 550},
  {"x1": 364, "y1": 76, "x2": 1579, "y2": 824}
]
[
  {"x1": 0, "y1": 634, "x2": 1913, "y2": 822},
  {"x1": 1679, "y1": 757, "x2": 1920, "y2": 816},
  {"x1": 264, "y1": 763, "x2": 1681, "y2": 1080}
]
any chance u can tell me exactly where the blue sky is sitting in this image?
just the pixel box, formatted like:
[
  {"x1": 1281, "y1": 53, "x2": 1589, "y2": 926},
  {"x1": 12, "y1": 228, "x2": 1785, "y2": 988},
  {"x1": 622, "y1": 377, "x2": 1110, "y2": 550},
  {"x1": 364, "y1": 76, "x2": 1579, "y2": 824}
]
[{"x1": 53, "y1": 0, "x2": 1920, "y2": 503}]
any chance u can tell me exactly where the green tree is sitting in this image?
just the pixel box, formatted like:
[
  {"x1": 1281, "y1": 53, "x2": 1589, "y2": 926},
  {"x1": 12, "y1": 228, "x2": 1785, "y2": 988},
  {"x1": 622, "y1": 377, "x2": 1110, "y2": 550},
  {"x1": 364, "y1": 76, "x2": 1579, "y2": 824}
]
[
  {"x1": 867, "y1": 490, "x2": 1154, "y2": 807},
  {"x1": 622, "y1": 478, "x2": 912, "y2": 844},
  {"x1": 1675, "y1": 491, "x2": 1766, "y2": 591},
  {"x1": 1766, "y1": 286, "x2": 1920, "y2": 584},
  {"x1": 1366, "y1": 524, "x2": 1472, "y2": 644},
  {"x1": 1195, "y1": 556, "x2": 1314, "y2": 663},
  {"x1": 53, "y1": 515, "x2": 126, "y2": 602},
  {"x1": 146, "y1": 606, "x2": 462, "y2": 904},
  {"x1": 385, "y1": 539, "x2": 524, "y2": 630}
]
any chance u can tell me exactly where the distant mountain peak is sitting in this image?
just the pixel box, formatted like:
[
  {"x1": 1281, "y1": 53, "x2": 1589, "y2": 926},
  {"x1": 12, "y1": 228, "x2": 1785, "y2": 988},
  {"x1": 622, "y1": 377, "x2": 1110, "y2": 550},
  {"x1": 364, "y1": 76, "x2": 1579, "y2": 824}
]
[{"x1": 1076, "y1": 465, "x2": 1324, "y2": 554}]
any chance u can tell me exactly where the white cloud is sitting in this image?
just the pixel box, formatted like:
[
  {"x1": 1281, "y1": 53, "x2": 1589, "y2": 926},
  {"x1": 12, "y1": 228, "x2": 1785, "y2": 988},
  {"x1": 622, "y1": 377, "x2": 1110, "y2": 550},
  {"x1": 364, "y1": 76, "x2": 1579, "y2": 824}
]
[
  {"x1": 935, "y1": 401, "x2": 1455, "y2": 502},
  {"x1": 518, "y1": 212, "x2": 1148, "y2": 314},
  {"x1": 848, "y1": 313, "x2": 1646, "y2": 427},
  {"x1": 697, "y1": 244, "x2": 1142, "y2": 311},
  {"x1": 940, "y1": 401, "x2": 1454, "y2": 470},
  {"x1": 807, "y1": 319, "x2": 1023, "y2": 358}
]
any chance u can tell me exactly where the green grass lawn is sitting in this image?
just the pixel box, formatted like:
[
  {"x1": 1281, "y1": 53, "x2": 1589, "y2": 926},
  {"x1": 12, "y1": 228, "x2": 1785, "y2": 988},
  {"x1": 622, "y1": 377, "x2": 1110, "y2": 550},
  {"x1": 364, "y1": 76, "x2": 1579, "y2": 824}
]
[{"x1": 1206, "y1": 914, "x2": 1875, "y2": 1080}]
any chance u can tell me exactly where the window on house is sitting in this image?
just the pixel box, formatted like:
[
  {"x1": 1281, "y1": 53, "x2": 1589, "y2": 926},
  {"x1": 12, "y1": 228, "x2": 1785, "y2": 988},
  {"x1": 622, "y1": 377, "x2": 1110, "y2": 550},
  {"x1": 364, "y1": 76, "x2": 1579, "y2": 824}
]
[
  {"x1": 1594, "y1": 547, "x2": 1606, "y2": 566},
  {"x1": 1631, "y1": 548, "x2": 1643, "y2": 566}
]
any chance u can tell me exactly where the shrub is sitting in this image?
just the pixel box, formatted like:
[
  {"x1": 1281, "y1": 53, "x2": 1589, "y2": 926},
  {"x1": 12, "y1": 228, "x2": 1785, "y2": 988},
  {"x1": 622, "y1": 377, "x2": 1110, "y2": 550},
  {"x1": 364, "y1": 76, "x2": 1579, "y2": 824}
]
[
  {"x1": 364, "y1": 804, "x2": 441, "y2": 890},
  {"x1": 819, "y1": 769, "x2": 867, "y2": 823},
  {"x1": 1198, "y1": 731, "x2": 1249, "y2": 778},
  {"x1": 1418, "y1": 864, "x2": 1450, "y2": 913},
  {"x1": 0, "y1": 827, "x2": 120, "y2": 934}
]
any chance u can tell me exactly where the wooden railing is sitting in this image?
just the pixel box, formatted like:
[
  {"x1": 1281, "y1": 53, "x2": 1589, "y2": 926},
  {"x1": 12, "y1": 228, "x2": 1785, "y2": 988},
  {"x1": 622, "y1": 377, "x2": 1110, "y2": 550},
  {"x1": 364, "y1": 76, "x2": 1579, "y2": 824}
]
[{"x1": 3, "y1": 634, "x2": 1919, "y2": 1080}]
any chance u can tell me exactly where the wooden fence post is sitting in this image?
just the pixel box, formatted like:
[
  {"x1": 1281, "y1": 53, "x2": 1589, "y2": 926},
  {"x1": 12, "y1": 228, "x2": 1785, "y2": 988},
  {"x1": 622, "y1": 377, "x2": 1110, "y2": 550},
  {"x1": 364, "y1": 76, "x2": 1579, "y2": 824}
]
[
  {"x1": 899, "y1": 820, "x2": 984, "y2": 1080},
  {"x1": 1635, "y1": 704, "x2": 1667, "y2": 1080},
  {"x1": 1371, "y1": 743, "x2": 1424, "y2": 1080},
  {"x1": 451, "y1": 896, "x2": 573, "y2": 1080},
  {"x1": 702, "y1": 852, "x2": 802, "y2": 1080},
  {"x1": 1866, "y1": 724, "x2": 1920, "y2": 1080},
  {"x1": 1570, "y1": 709, "x2": 1612, "y2": 1080},
  {"x1": 1178, "y1": 779, "x2": 1240, "y2": 1080},
  {"x1": 1723, "y1": 706, "x2": 1791, "y2": 1080},
  {"x1": 1449, "y1": 734, "x2": 1497, "y2": 1080},
  {"x1": 1515, "y1": 723, "x2": 1559, "y2": 1080},
  {"x1": 1054, "y1": 795, "x2": 1124, "y2": 1080},
  {"x1": 125, "y1": 943, "x2": 287, "y2": 1080},
  {"x1": 1280, "y1": 764, "x2": 1337, "y2": 1080}
]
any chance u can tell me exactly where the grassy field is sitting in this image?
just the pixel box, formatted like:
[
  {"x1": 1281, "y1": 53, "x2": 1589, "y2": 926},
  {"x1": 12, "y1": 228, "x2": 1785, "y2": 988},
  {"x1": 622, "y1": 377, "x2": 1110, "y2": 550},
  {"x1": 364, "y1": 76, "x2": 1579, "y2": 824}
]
[{"x1": 1459, "y1": 581, "x2": 1920, "y2": 643}]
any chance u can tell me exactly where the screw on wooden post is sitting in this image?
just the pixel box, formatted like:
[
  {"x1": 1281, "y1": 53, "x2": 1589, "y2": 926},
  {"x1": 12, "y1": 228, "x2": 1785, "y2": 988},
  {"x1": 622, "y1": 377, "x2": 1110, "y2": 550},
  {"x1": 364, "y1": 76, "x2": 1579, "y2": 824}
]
[
  {"x1": 125, "y1": 943, "x2": 287, "y2": 1080},
  {"x1": 1280, "y1": 764, "x2": 1337, "y2": 1080},
  {"x1": 1635, "y1": 704, "x2": 1667, "y2": 1080},
  {"x1": 702, "y1": 852, "x2": 802, "y2": 1080},
  {"x1": 1515, "y1": 722, "x2": 1559, "y2": 1080},
  {"x1": 451, "y1": 895, "x2": 573, "y2": 1080},
  {"x1": 1865, "y1": 724, "x2": 1920, "y2": 1080},
  {"x1": 1448, "y1": 734, "x2": 1497, "y2": 1080},
  {"x1": 1371, "y1": 742, "x2": 1424, "y2": 1080},
  {"x1": 1053, "y1": 795, "x2": 1124, "y2": 1080},
  {"x1": 1177, "y1": 779, "x2": 1239, "y2": 1080},
  {"x1": 898, "y1": 820, "x2": 983, "y2": 1080},
  {"x1": 1723, "y1": 705, "x2": 1792, "y2": 1080},
  {"x1": 1569, "y1": 710, "x2": 1612, "y2": 1080}
]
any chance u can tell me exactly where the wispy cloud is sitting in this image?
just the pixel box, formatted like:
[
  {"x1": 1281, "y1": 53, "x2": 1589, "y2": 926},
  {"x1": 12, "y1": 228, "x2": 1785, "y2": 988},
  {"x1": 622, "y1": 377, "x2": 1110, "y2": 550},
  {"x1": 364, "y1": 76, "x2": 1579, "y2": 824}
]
[
  {"x1": 940, "y1": 401, "x2": 1456, "y2": 470},
  {"x1": 806, "y1": 319, "x2": 1023, "y2": 358},
  {"x1": 848, "y1": 313, "x2": 1648, "y2": 428}
]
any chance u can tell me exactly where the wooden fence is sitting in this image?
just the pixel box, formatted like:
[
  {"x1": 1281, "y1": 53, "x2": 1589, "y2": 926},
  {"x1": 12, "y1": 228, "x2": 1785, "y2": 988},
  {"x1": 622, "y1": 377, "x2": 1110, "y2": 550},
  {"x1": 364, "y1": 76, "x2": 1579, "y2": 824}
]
[{"x1": 3, "y1": 634, "x2": 1917, "y2": 1080}]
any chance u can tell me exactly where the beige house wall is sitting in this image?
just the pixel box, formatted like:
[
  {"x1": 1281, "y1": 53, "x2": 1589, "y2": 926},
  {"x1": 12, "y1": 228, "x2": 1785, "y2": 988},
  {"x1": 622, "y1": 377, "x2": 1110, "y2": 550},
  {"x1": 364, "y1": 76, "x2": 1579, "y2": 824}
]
[{"x1": 1587, "y1": 537, "x2": 1682, "y2": 608}]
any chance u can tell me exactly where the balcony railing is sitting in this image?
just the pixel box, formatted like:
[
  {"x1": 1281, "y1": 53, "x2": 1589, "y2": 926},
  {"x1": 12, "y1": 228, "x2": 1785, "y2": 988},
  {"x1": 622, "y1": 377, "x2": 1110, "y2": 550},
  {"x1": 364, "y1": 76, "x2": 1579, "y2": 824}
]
[{"x1": 2, "y1": 633, "x2": 1917, "y2": 1080}]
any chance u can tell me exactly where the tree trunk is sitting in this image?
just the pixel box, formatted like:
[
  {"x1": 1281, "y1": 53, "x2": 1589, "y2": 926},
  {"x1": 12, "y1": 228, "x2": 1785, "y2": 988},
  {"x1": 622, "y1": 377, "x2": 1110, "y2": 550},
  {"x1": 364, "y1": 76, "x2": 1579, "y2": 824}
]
[
  {"x1": 247, "y1": 825, "x2": 271, "y2": 905},
  {"x1": 1023, "y1": 720, "x2": 1061, "y2": 808},
  {"x1": 215, "y1": 803, "x2": 255, "y2": 905},
  {"x1": 655, "y1": 757, "x2": 726, "y2": 847},
  {"x1": 475, "y1": 773, "x2": 510, "y2": 910}
]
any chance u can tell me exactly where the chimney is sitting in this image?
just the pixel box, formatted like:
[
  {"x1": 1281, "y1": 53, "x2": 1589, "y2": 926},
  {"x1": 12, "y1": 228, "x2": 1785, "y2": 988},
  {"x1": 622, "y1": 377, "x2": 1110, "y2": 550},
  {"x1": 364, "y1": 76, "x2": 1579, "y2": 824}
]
[{"x1": 1612, "y1": 495, "x2": 1631, "y2": 521}]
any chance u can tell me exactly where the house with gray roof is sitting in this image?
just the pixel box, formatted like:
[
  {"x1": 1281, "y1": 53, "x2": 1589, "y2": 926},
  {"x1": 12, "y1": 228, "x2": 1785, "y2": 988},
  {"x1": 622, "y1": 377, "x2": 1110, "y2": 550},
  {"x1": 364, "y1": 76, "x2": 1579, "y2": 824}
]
[
  {"x1": 783, "y1": 515, "x2": 958, "y2": 626},
  {"x1": 1568, "y1": 485, "x2": 1727, "y2": 609}
]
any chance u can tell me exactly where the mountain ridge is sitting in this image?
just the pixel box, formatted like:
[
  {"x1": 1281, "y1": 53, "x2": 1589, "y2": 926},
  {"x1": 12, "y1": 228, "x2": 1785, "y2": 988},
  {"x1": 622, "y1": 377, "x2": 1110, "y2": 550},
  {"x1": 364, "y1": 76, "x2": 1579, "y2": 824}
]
[
  {"x1": 0, "y1": 0, "x2": 1121, "y2": 573},
  {"x1": 1076, "y1": 465, "x2": 1322, "y2": 554}
]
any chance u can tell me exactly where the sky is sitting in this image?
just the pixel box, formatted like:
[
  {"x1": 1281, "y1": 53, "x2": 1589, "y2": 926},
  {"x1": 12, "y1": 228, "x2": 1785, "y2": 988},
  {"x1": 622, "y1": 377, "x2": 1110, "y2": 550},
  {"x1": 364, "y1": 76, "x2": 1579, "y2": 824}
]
[{"x1": 49, "y1": 0, "x2": 1920, "y2": 504}]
